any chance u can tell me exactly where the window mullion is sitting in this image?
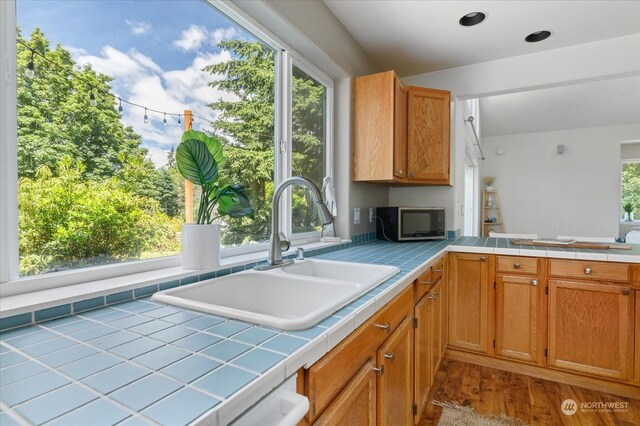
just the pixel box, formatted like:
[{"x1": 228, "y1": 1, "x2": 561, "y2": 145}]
[{"x1": 279, "y1": 50, "x2": 292, "y2": 238}]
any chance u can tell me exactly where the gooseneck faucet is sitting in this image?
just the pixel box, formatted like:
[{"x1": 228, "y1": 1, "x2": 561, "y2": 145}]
[{"x1": 257, "y1": 176, "x2": 334, "y2": 270}]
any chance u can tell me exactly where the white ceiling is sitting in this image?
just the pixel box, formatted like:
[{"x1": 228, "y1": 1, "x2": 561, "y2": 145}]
[
  {"x1": 479, "y1": 75, "x2": 640, "y2": 137},
  {"x1": 323, "y1": 0, "x2": 640, "y2": 77}
]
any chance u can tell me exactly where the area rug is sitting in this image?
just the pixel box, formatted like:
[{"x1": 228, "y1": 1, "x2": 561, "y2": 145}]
[{"x1": 432, "y1": 401, "x2": 528, "y2": 426}]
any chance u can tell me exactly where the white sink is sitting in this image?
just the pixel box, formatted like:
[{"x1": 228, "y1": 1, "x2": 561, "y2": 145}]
[{"x1": 152, "y1": 260, "x2": 399, "y2": 330}]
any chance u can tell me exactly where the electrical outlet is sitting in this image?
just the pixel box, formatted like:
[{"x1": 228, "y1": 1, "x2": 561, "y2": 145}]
[
  {"x1": 354, "y1": 208, "x2": 361, "y2": 225},
  {"x1": 369, "y1": 208, "x2": 374, "y2": 223}
]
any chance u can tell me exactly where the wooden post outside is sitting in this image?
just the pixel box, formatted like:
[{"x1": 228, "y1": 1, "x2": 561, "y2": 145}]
[{"x1": 184, "y1": 110, "x2": 194, "y2": 223}]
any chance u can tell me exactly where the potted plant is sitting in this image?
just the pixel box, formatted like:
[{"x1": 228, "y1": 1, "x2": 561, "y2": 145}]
[
  {"x1": 176, "y1": 130, "x2": 253, "y2": 269},
  {"x1": 622, "y1": 201, "x2": 635, "y2": 222}
]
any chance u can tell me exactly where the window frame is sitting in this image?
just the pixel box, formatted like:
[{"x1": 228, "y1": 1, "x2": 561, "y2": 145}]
[{"x1": 0, "y1": 0, "x2": 334, "y2": 293}]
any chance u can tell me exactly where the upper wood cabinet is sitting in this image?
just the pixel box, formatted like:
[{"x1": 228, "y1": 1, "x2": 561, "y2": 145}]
[
  {"x1": 353, "y1": 70, "x2": 450, "y2": 185},
  {"x1": 448, "y1": 253, "x2": 490, "y2": 353},
  {"x1": 407, "y1": 87, "x2": 451, "y2": 183}
]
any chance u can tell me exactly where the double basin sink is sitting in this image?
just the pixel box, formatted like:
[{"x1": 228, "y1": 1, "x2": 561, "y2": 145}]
[{"x1": 152, "y1": 259, "x2": 400, "y2": 330}]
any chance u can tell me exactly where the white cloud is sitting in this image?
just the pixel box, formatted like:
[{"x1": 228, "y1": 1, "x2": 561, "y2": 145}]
[
  {"x1": 211, "y1": 27, "x2": 239, "y2": 46},
  {"x1": 174, "y1": 25, "x2": 208, "y2": 52},
  {"x1": 126, "y1": 20, "x2": 151, "y2": 35}
]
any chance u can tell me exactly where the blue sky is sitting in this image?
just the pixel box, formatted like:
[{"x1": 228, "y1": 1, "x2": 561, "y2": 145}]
[{"x1": 17, "y1": 0, "x2": 259, "y2": 166}]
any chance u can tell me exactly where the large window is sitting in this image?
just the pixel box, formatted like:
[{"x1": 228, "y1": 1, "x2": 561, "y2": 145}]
[
  {"x1": 1, "y1": 0, "x2": 332, "y2": 285},
  {"x1": 621, "y1": 160, "x2": 640, "y2": 221}
]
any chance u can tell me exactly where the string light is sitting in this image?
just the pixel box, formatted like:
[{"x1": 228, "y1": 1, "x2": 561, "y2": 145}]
[
  {"x1": 16, "y1": 38, "x2": 214, "y2": 126},
  {"x1": 25, "y1": 51, "x2": 35, "y2": 78}
]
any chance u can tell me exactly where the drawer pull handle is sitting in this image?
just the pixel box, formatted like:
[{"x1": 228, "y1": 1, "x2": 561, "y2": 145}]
[
  {"x1": 373, "y1": 366, "x2": 384, "y2": 375},
  {"x1": 383, "y1": 353, "x2": 395, "y2": 360},
  {"x1": 434, "y1": 268, "x2": 444, "y2": 272},
  {"x1": 514, "y1": 263, "x2": 521, "y2": 269},
  {"x1": 419, "y1": 280, "x2": 432, "y2": 286},
  {"x1": 584, "y1": 268, "x2": 592, "y2": 275},
  {"x1": 428, "y1": 292, "x2": 439, "y2": 300},
  {"x1": 395, "y1": 169, "x2": 403, "y2": 175},
  {"x1": 374, "y1": 323, "x2": 391, "y2": 331},
  {"x1": 623, "y1": 288, "x2": 631, "y2": 296},
  {"x1": 479, "y1": 256, "x2": 486, "y2": 261},
  {"x1": 531, "y1": 279, "x2": 538, "y2": 286}
]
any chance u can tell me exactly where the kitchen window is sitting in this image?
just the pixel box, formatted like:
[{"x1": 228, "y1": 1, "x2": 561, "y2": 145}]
[
  {"x1": 621, "y1": 159, "x2": 640, "y2": 221},
  {"x1": 0, "y1": 0, "x2": 333, "y2": 290}
]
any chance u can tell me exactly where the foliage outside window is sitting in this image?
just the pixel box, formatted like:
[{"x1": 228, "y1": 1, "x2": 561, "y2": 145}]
[
  {"x1": 11, "y1": 0, "x2": 331, "y2": 279},
  {"x1": 621, "y1": 160, "x2": 640, "y2": 220}
]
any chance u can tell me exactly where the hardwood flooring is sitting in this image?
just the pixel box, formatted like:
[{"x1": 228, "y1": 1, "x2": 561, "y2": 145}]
[{"x1": 419, "y1": 359, "x2": 640, "y2": 426}]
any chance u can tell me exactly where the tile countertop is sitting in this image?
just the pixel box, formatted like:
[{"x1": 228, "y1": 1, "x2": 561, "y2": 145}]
[{"x1": 0, "y1": 238, "x2": 638, "y2": 426}]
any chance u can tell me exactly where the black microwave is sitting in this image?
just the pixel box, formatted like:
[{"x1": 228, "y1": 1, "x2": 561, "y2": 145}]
[{"x1": 376, "y1": 207, "x2": 446, "y2": 241}]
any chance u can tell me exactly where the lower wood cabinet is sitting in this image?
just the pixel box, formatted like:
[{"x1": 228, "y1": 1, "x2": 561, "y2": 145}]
[
  {"x1": 377, "y1": 316, "x2": 413, "y2": 426},
  {"x1": 635, "y1": 291, "x2": 640, "y2": 383},
  {"x1": 548, "y1": 279, "x2": 633, "y2": 381},
  {"x1": 314, "y1": 360, "x2": 377, "y2": 426},
  {"x1": 495, "y1": 275, "x2": 542, "y2": 364},
  {"x1": 448, "y1": 253, "x2": 489, "y2": 353}
]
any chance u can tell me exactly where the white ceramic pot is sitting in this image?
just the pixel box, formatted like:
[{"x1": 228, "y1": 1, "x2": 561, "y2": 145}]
[{"x1": 182, "y1": 223, "x2": 220, "y2": 270}]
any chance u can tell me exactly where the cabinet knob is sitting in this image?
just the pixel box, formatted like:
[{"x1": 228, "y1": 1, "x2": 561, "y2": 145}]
[
  {"x1": 373, "y1": 365, "x2": 384, "y2": 375},
  {"x1": 531, "y1": 279, "x2": 538, "y2": 286},
  {"x1": 623, "y1": 288, "x2": 631, "y2": 296},
  {"x1": 383, "y1": 353, "x2": 395, "y2": 360},
  {"x1": 584, "y1": 267, "x2": 592, "y2": 275},
  {"x1": 479, "y1": 256, "x2": 487, "y2": 261},
  {"x1": 514, "y1": 262, "x2": 521, "y2": 269},
  {"x1": 433, "y1": 268, "x2": 444, "y2": 273},
  {"x1": 419, "y1": 280, "x2": 431, "y2": 286},
  {"x1": 374, "y1": 323, "x2": 391, "y2": 332},
  {"x1": 395, "y1": 169, "x2": 403, "y2": 175}
]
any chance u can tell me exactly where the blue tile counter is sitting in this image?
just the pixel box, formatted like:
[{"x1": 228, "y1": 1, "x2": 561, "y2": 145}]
[{"x1": 1, "y1": 237, "x2": 638, "y2": 425}]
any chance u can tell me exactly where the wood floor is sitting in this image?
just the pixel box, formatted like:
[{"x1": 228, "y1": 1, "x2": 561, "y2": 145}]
[{"x1": 419, "y1": 359, "x2": 640, "y2": 426}]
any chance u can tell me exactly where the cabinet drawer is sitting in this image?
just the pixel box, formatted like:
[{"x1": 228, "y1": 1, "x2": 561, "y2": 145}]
[
  {"x1": 415, "y1": 268, "x2": 433, "y2": 301},
  {"x1": 304, "y1": 285, "x2": 413, "y2": 422},
  {"x1": 497, "y1": 256, "x2": 538, "y2": 275},
  {"x1": 549, "y1": 260, "x2": 629, "y2": 283},
  {"x1": 432, "y1": 258, "x2": 444, "y2": 285}
]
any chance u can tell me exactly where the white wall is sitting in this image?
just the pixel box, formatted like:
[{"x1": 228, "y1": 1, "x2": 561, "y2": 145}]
[
  {"x1": 230, "y1": 0, "x2": 388, "y2": 238},
  {"x1": 479, "y1": 124, "x2": 640, "y2": 239}
]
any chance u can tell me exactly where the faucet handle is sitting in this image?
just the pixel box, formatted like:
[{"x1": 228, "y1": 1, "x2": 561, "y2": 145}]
[{"x1": 279, "y1": 232, "x2": 291, "y2": 252}]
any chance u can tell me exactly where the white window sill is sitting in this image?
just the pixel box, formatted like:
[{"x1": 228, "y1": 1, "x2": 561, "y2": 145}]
[{"x1": 0, "y1": 239, "x2": 351, "y2": 318}]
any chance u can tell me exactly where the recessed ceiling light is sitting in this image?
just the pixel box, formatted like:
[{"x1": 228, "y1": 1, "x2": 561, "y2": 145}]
[
  {"x1": 525, "y1": 30, "x2": 551, "y2": 43},
  {"x1": 459, "y1": 12, "x2": 486, "y2": 27}
]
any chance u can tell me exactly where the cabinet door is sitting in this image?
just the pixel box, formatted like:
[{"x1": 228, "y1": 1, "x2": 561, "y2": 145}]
[
  {"x1": 313, "y1": 360, "x2": 376, "y2": 426},
  {"x1": 635, "y1": 291, "x2": 640, "y2": 383},
  {"x1": 428, "y1": 282, "x2": 443, "y2": 379},
  {"x1": 439, "y1": 260, "x2": 447, "y2": 354},
  {"x1": 548, "y1": 280, "x2": 633, "y2": 380},
  {"x1": 377, "y1": 316, "x2": 413, "y2": 426},
  {"x1": 407, "y1": 87, "x2": 450, "y2": 183},
  {"x1": 495, "y1": 275, "x2": 541, "y2": 363},
  {"x1": 413, "y1": 294, "x2": 432, "y2": 423},
  {"x1": 394, "y1": 76, "x2": 408, "y2": 179},
  {"x1": 448, "y1": 253, "x2": 490, "y2": 353}
]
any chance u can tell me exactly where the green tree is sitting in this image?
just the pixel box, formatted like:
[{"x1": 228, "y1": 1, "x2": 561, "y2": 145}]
[
  {"x1": 19, "y1": 158, "x2": 178, "y2": 276},
  {"x1": 204, "y1": 41, "x2": 326, "y2": 243},
  {"x1": 622, "y1": 162, "x2": 640, "y2": 218}
]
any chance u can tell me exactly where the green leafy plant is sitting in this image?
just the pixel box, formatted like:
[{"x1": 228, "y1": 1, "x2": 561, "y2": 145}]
[
  {"x1": 623, "y1": 201, "x2": 635, "y2": 214},
  {"x1": 176, "y1": 130, "x2": 254, "y2": 224}
]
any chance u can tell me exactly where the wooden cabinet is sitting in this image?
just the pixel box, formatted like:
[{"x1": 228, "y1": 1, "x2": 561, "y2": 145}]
[
  {"x1": 495, "y1": 275, "x2": 541, "y2": 363},
  {"x1": 314, "y1": 360, "x2": 376, "y2": 426},
  {"x1": 377, "y1": 317, "x2": 413, "y2": 426},
  {"x1": 414, "y1": 269, "x2": 446, "y2": 423},
  {"x1": 353, "y1": 70, "x2": 450, "y2": 185},
  {"x1": 353, "y1": 70, "x2": 408, "y2": 182},
  {"x1": 407, "y1": 87, "x2": 451, "y2": 183},
  {"x1": 548, "y1": 280, "x2": 633, "y2": 381},
  {"x1": 635, "y1": 291, "x2": 640, "y2": 383},
  {"x1": 448, "y1": 253, "x2": 490, "y2": 353}
]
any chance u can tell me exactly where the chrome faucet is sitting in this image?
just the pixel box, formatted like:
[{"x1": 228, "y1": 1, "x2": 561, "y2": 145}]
[{"x1": 256, "y1": 176, "x2": 334, "y2": 270}]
